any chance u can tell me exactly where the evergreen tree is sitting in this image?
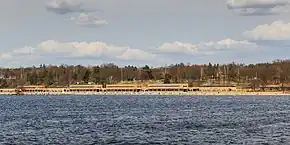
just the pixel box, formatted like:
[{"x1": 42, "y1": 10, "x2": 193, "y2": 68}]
[
  {"x1": 90, "y1": 66, "x2": 101, "y2": 84},
  {"x1": 83, "y1": 69, "x2": 91, "y2": 83},
  {"x1": 163, "y1": 73, "x2": 172, "y2": 84}
]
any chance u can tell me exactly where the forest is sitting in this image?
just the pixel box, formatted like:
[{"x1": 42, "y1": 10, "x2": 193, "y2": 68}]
[{"x1": 0, "y1": 59, "x2": 289, "y2": 88}]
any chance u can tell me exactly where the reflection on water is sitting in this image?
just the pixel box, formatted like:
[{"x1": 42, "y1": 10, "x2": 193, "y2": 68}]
[{"x1": 1, "y1": 95, "x2": 290, "y2": 144}]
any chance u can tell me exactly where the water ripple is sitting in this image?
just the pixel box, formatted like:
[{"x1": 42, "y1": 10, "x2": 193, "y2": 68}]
[{"x1": 1, "y1": 95, "x2": 290, "y2": 144}]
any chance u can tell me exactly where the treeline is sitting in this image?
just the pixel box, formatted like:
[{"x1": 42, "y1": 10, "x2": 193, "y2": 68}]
[{"x1": 0, "y1": 59, "x2": 290, "y2": 88}]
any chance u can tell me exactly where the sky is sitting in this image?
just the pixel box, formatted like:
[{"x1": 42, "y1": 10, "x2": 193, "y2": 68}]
[{"x1": 1, "y1": 0, "x2": 290, "y2": 67}]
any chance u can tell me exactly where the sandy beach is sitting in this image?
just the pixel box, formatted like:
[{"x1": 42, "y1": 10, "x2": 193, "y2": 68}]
[{"x1": 1, "y1": 91, "x2": 289, "y2": 96}]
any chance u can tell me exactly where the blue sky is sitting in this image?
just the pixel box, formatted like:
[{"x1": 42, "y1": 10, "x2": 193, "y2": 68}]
[{"x1": 1, "y1": 0, "x2": 290, "y2": 67}]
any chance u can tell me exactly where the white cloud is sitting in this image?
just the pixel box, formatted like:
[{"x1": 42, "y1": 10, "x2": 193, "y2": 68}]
[
  {"x1": 227, "y1": 0, "x2": 290, "y2": 15},
  {"x1": 157, "y1": 41, "x2": 198, "y2": 54},
  {"x1": 117, "y1": 49, "x2": 156, "y2": 61},
  {"x1": 157, "y1": 38, "x2": 257, "y2": 54},
  {"x1": 202, "y1": 38, "x2": 257, "y2": 49},
  {"x1": 2, "y1": 40, "x2": 155, "y2": 62},
  {"x1": 67, "y1": 13, "x2": 108, "y2": 27},
  {"x1": 0, "y1": 38, "x2": 259, "y2": 66},
  {"x1": 45, "y1": 0, "x2": 105, "y2": 28},
  {"x1": 37, "y1": 40, "x2": 154, "y2": 60},
  {"x1": 45, "y1": 0, "x2": 98, "y2": 15},
  {"x1": 13, "y1": 46, "x2": 35, "y2": 55},
  {"x1": 0, "y1": 53, "x2": 12, "y2": 60},
  {"x1": 243, "y1": 20, "x2": 290, "y2": 40},
  {"x1": 227, "y1": 0, "x2": 289, "y2": 8},
  {"x1": 45, "y1": 0, "x2": 85, "y2": 14}
]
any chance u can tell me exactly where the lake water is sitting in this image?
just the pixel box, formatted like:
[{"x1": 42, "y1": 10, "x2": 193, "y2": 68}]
[{"x1": 1, "y1": 95, "x2": 290, "y2": 144}]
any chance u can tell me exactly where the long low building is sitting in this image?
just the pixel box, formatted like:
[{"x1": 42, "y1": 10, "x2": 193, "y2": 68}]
[
  {"x1": 2, "y1": 83, "x2": 275, "y2": 95},
  {"x1": 69, "y1": 84, "x2": 103, "y2": 88},
  {"x1": 198, "y1": 86, "x2": 237, "y2": 92},
  {"x1": 147, "y1": 84, "x2": 188, "y2": 88},
  {"x1": 0, "y1": 88, "x2": 16, "y2": 93}
]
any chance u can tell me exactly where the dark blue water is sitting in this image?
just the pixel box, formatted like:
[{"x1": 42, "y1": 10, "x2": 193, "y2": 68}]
[{"x1": 1, "y1": 95, "x2": 290, "y2": 144}]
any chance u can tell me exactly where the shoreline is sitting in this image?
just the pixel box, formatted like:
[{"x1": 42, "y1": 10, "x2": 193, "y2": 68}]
[
  {"x1": 1, "y1": 91, "x2": 289, "y2": 96},
  {"x1": 1, "y1": 84, "x2": 289, "y2": 96}
]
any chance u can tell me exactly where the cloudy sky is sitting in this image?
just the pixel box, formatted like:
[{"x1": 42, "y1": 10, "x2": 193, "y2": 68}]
[{"x1": 1, "y1": 0, "x2": 290, "y2": 67}]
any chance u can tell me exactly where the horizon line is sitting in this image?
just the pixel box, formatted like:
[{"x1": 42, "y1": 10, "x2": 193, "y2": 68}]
[{"x1": 0, "y1": 58, "x2": 289, "y2": 69}]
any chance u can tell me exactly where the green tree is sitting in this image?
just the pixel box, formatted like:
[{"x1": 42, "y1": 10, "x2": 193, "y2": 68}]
[
  {"x1": 44, "y1": 71, "x2": 54, "y2": 87},
  {"x1": 90, "y1": 66, "x2": 101, "y2": 84},
  {"x1": 163, "y1": 73, "x2": 172, "y2": 84},
  {"x1": 0, "y1": 79, "x2": 8, "y2": 88},
  {"x1": 28, "y1": 72, "x2": 38, "y2": 85},
  {"x1": 207, "y1": 62, "x2": 214, "y2": 77},
  {"x1": 141, "y1": 65, "x2": 154, "y2": 80},
  {"x1": 83, "y1": 69, "x2": 91, "y2": 83}
]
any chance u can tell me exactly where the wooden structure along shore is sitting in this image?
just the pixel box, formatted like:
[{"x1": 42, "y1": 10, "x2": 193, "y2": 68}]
[{"x1": 0, "y1": 84, "x2": 290, "y2": 95}]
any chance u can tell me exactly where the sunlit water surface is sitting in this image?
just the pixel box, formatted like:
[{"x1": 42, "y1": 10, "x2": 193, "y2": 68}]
[{"x1": 1, "y1": 95, "x2": 290, "y2": 144}]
